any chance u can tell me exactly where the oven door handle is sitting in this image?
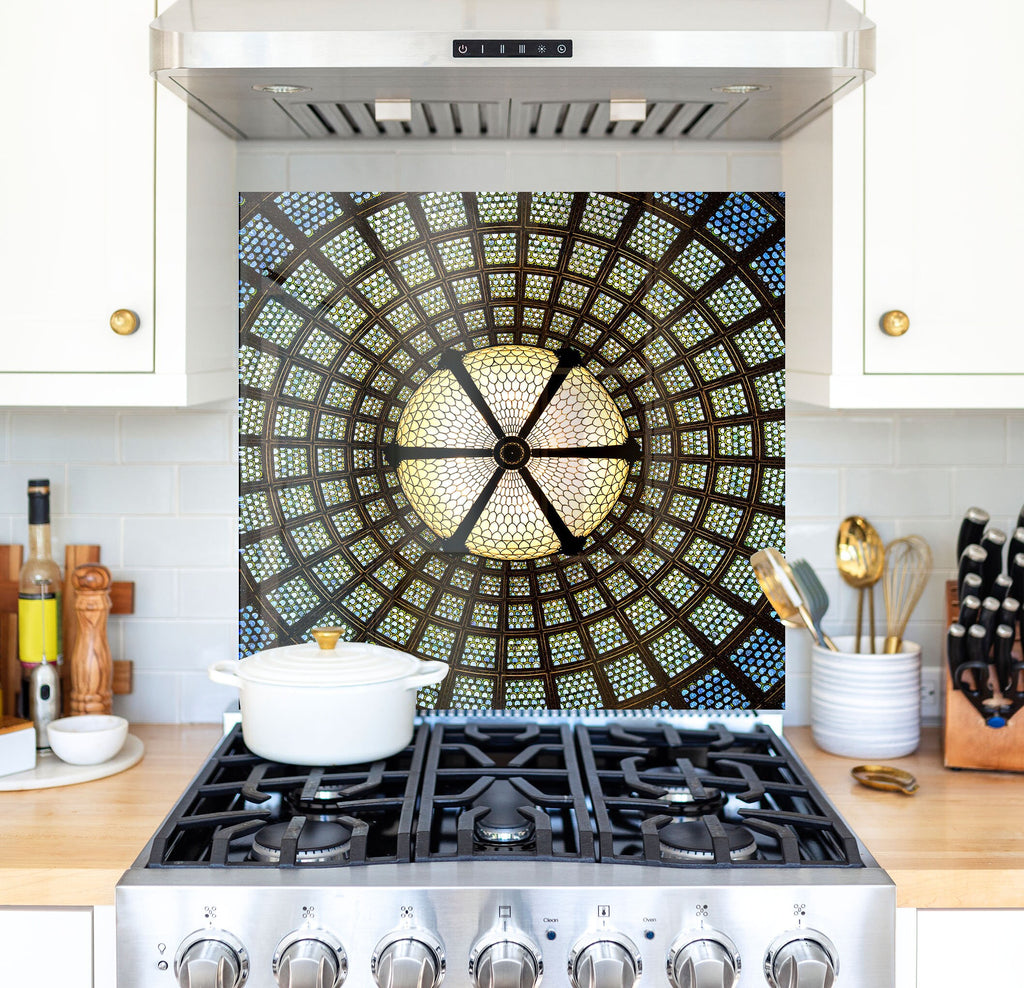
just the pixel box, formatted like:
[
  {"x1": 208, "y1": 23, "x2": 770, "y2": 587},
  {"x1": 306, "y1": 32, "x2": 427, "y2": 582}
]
[{"x1": 209, "y1": 660, "x2": 243, "y2": 688}]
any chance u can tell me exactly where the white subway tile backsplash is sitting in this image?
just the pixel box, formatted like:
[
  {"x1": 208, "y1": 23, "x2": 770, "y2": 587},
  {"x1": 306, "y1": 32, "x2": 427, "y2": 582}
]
[
  {"x1": 899, "y1": 414, "x2": 1006, "y2": 465},
  {"x1": 287, "y1": 153, "x2": 400, "y2": 190},
  {"x1": 787, "y1": 413, "x2": 893, "y2": 466},
  {"x1": 116, "y1": 568, "x2": 180, "y2": 619},
  {"x1": 784, "y1": 468, "x2": 839, "y2": 517},
  {"x1": 237, "y1": 151, "x2": 289, "y2": 190},
  {"x1": 124, "y1": 517, "x2": 236, "y2": 568},
  {"x1": 123, "y1": 619, "x2": 236, "y2": 671},
  {"x1": 617, "y1": 153, "x2": 728, "y2": 190},
  {"x1": 179, "y1": 569, "x2": 237, "y2": 619},
  {"x1": 729, "y1": 154, "x2": 783, "y2": 189},
  {"x1": 10, "y1": 413, "x2": 117, "y2": 463},
  {"x1": 951, "y1": 467, "x2": 1024, "y2": 524},
  {"x1": 113, "y1": 671, "x2": 181, "y2": 724},
  {"x1": 397, "y1": 153, "x2": 509, "y2": 189},
  {"x1": 0, "y1": 464, "x2": 67, "y2": 513},
  {"x1": 121, "y1": 413, "x2": 230, "y2": 463},
  {"x1": 180, "y1": 465, "x2": 237, "y2": 515},
  {"x1": 47, "y1": 516, "x2": 124, "y2": 568},
  {"x1": 180, "y1": 672, "x2": 240, "y2": 724},
  {"x1": 1007, "y1": 416, "x2": 1024, "y2": 464},
  {"x1": 67, "y1": 465, "x2": 176, "y2": 515},
  {"x1": 505, "y1": 153, "x2": 618, "y2": 190},
  {"x1": 843, "y1": 468, "x2": 951, "y2": 518}
]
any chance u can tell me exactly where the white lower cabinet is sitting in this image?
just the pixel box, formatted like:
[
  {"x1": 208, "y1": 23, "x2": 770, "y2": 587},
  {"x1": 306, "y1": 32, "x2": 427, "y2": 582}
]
[
  {"x1": 0, "y1": 907, "x2": 94, "y2": 987},
  {"x1": 916, "y1": 910, "x2": 1024, "y2": 985}
]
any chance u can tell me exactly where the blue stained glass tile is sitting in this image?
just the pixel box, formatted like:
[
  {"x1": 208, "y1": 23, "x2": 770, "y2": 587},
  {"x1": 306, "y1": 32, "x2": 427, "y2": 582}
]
[
  {"x1": 749, "y1": 237, "x2": 785, "y2": 297},
  {"x1": 706, "y1": 193, "x2": 777, "y2": 253}
]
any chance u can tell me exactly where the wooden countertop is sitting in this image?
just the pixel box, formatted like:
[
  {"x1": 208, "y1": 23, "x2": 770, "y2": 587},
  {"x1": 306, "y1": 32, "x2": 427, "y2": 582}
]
[{"x1": 1, "y1": 725, "x2": 1020, "y2": 909}]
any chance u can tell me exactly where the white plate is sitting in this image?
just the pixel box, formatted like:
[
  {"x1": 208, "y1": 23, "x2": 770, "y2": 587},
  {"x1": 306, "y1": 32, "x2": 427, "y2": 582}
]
[{"x1": 0, "y1": 733, "x2": 143, "y2": 791}]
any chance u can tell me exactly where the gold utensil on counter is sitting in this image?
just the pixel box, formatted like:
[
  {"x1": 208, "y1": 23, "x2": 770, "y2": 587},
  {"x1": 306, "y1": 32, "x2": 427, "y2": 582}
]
[
  {"x1": 836, "y1": 516, "x2": 886, "y2": 653},
  {"x1": 882, "y1": 535, "x2": 932, "y2": 653},
  {"x1": 851, "y1": 764, "x2": 919, "y2": 795},
  {"x1": 751, "y1": 548, "x2": 839, "y2": 651}
]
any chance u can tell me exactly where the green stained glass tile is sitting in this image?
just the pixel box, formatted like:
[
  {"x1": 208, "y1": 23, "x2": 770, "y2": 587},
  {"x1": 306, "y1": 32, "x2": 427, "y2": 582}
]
[
  {"x1": 278, "y1": 484, "x2": 316, "y2": 519},
  {"x1": 703, "y1": 502, "x2": 743, "y2": 539},
  {"x1": 683, "y1": 536, "x2": 726, "y2": 577},
  {"x1": 296, "y1": 327, "x2": 342, "y2": 368},
  {"x1": 364, "y1": 498, "x2": 389, "y2": 522},
  {"x1": 239, "y1": 490, "x2": 273, "y2": 532},
  {"x1": 542, "y1": 597, "x2": 572, "y2": 625},
  {"x1": 689, "y1": 593, "x2": 742, "y2": 646},
  {"x1": 606, "y1": 569, "x2": 638, "y2": 601},
  {"x1": 435, "y1": 236, "x2": 475, "y2": 273},
  {"x1": 579, "y1": 194, "x2": 630, "y2": 240},
  {"x1": 648, "y1": 460, "x2": 672, "y2": 483},
  {"x1": 706, "y1": 276, "x2": 761, "y2": 325},
  {"x1": 356, "y1": 270, "x2": 400, "y2": 309},
  {"x1": 652, "y1": 522, "x2": 685, "y2": 553},
  {"x1": 649, "y1": 626, "x2": 702, "y2": 677},
  {"x1": 422, "y1": 556, "x2": 446, "y2": 580},
  {"x1": 567, "y1": 242, "x2": 608, "y2": 278},
  {"x1": 463, "y1": 634, "x2": 497, "y2": 669},
  {"x1": 754, "y1": 369, "x2": 785, "y2": 411},
  {"x1": 310, "y1": 553, "x2": 355, "y2": 594},
  {"x1": 242, "y1": 535, "x2": 292, "y2": 582},
  {"x1": 488, "y1": 273, "x2": 516, "y2": 298},
  {"x1": 555, "y1": 669, "x2": 603, "y2": 709},
  {"x1": 416, "y1": 623, "x2": 456, "y2": 662},
  {"x1": 656, "y1": 569, "x2": 698, "y2": 608},
  {"x1": 589, "y1": 548, "x2": 615, "y2": 573},
  {"x1": 669, "y1": 312, "x2": 715, "y2": 350},
  {"x1": 387, "y1": 348, "x2": 414, "y2": 373},
  {"x1": 712, "y1": 464, "x2": 749, "y2": 497},
  {"x1": 721, "y1": 558, "x2": 763, "y2": 606},
  {"x1": 716, "y1": 424, "x2": 753, "y2": 457},
  {"x1": 316, "y1": 447, "x2": 347, "y2": 474},
  {"x1": 670, "y1": 238, "x2": 725, "y2": 290},
  {"x1": 266, "y1": 576, "x2": 320, "y2": 625},
  {"x1": 608, "y1": 530, "x2": 636, "y2": 556},
  {"x1": 743, "y1": 512, "x2": 784, "y2": 552},
  {"x1": 434, "y1": 592, "x2": 466, "y2": 622},
  {"x1": 419, "y1": 192, "x2": 468, "y2": 232},
  {"x1": 384, "y1": 302, "x2": 420, "y2": 334},
  {"x1": 758, "y1": 466, "x2": 785, "y2": 506},
  {"x1": 354, "y1": 472, "x2": 379, "y2": 495},
  {"x1": 272, "y1": 446, "x2": 309, "y2": 479},
  {"x1": 480, "y1": 576, "x2": 503, "y2": 595},
  {"x1": 372, "y1": 559, "x2": 405, "y2": 591},
  {"x1": 357, "y1": 324, "x2": 396, "y2": 357},
  {"x1": 451, "y1": 276, "x2": 482, "y2": 304},
  {"x1": 249, "y1": 299, "x2": 306, "y2": 347},
  {"x1": 324, "y1": 295, "x2": 370, "y2": 335},
  {"x1": 239, "y1": 398, "x2": 266, "y2": 436},
  {"x1": 416, "y1": 286, "x2": 449, "y2": 317},
  {"x1": 692, "y1": 344, "x2": 736, "y2": 383},
  {"x1": 320, "y1": 226, "x2": 375, "y2": 277},
  {"x1": 589, "y1": 293, "x2": 622, "y2": 324},
  {"x1": 394, "y1": 249, "x2": 437, "y2": 287},
  {"x1": 562, "y1": 563, "x2": 588, "y2": 587},
  {"x1": 709, "y1": 382, "x2": 749, "y2": 418},
  {"x1": 289, "y1": 519, "x2": 332, "y2": 558},
  {"x1": 672, "y1": 396, "x2": 702, "y2": 427},
  {"x1": 324, "y1": 381, "x2": 357, "y2": 410},
  {"x1": 603, "y1": 653, "x2": 657, "y2": 700},
  {"x1": 342, "y1": 581, "x2": 385, "y2": 622},
  {"x1": 509, "y1": 576, "x2": 532, "y2": 597},
  {"x1": 494, "y1": 308, "x2": 515, "y2": 327},
  {"x1": 472, "y1": 601, "x2": 500, "y2": 628},
  {"x1": 598, "y1": 338, "x2": 625, "y2": 364},
  {"x1": 678, "y1": 430, "x2": 708, "y2": 456},
  {"x1": 239, "y1": 214, "x2": 294, "y2": 272},
  {"x1": 366, "y1": 201, "x2": 420, "y2": 251},
  {"x1": 640, "y1": 279, "x2": 685, "y2": 320},
  {"x1": 337, "y1": 351, "x2": 372, "y2": 383},
  {"x1": 350, "y1": 535, "x2": 384, "y2": 566},
  {"x1": 734, "y1": 319, "x2": 784, "y2": 367},
  {"x1": 476, "y1": 193, "x2": 519, "y2": 224},
  {"x1": 624, "y1": 596, "x2": 669, "y2": 634},
  {"x1": 606, "y1": 258, "x2": 648, "y2": 295},
  {"x1": 504, "y1": 679, "x2": 547, "y2": 708},
  {"x1": 528, "y1": 192, "x2": 573, "y2": 227},
  {"x1": 763, "y1": 418, "x2": 784, "y2": 458},
  {"x1": 619, "y1": 312, "x2": 653, "y2": 344},
  {"x1": 398, "y1": 540, "x2": 425, "y2": 566},
  {"x1": 281, "y1": 260, "x2": 337, "y2": 311},
  {"x1": 549, "y1": 311, "x2": 574, "y2": 339},
  {"x1": 350, "y1": 193, "x2": 381, "y2": 204},
  {"x1": 506, "y1": 602, "x2": 535, "y2": 629},
  {"x1": 450, "y1": 568, "x2": 474, "y2": 591},
  {"x1": 527, "y1": 234, "x2": 564, "y2": 267},
  {"x1": 521, "y1": 274, "x2": 552, "y2": 302},
  {"x1": 573, "y1": 586, "x2": 607, "y2": 617},
  {"x1": 626, "y1": 212, "x2": 680, "y2": 262},
  {"x1": 379, "y1": 605, "x2": 418, "y2": 646},
  {"x1": 558, "y1": 280, "x2": 590, "y2": 310},
  {"x1": 282, "y1": 365, "x2": 323, "y2": 401},
  {"x1": 330, "y1": 508, "x2": 362, "y2": 539},
  {"x1": 549, "y1": 630, "x2": 584, "y2": 666},
  {"x1": 449, "y1": 674, "x2": 495, "y2": 709},
  {"x1": 522, "y1": 307, "x2": 545, "y2": 328},
  {"x1": 483, "y1": 232, "x2": 517, "y2": 265},
  {"x1": 274, "y1": 405, "x2": 311, "y2": 439},
  {"x1": 238, "y1": 281, "x2": 256, "y2": 310},
  {"x1": 646, "y1": 406, "x2": 669, "y2": 429},
  {"x1": 462, "y1": 310, "x2": 487, "y2": 331},
  {"x1": 239, "y1": 346, "x2": 281, "y2": 391},
  {"x1": 641, "y1": 334, "x2": 677, "y2": 367},
  {"x1": 630, "y1": 547, "x2": 669, "y2": 579},
  {"x1": 506, "y1": 638, "x2": 542, "y2": 670}
]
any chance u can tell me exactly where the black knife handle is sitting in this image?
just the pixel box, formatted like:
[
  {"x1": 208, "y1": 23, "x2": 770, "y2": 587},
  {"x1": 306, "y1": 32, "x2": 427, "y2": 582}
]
[
  {"x1": 947, "y1": 623, "x2": 967, "y2": 687},
  {"x1": 995, "y1": 624, "x2": 1016, "y2": 695},
  {"x1": 979, "y1": 596, "x2": 1002, "y2": 650},
  {"x1": 1011, "y1": 552, "x2": 1024, "y2": 605},
  {"x1": 965, "y1": 624, "x2": 992, "y2": 700},
  {"x1": 1017, "y1": 503, "x2": 1024, "y2": 535},
  {"x1": 958, "y1": 594, "x2": 982, "y2": 629},
  {"x1": 990, "y1": 573, "x2": 1014, "y2": 603},
  {"x1": 958, "y1": 506, "x2": 990, "y2": 562},
  {"x1": 958, "y1": 545, "x2": 988, "y2": 599},
  {"x1": 980, "y1": 529, "x2": 1008, "y2": 590},
  {"x1": 999, "y1": 596, "x2": 1021, "y2": 630},
  {"x1": 1008, "y1": 527, "x2": 1024, "y2": 571},
  {"x1": 960, "y1": 572, "x2": 983, "y2": 602}
]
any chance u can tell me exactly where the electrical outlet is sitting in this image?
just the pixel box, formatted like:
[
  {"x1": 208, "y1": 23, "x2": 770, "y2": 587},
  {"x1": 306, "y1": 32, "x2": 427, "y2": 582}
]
[{"x1": 920, "y1": 667, "x2": 942, "y2": 720}]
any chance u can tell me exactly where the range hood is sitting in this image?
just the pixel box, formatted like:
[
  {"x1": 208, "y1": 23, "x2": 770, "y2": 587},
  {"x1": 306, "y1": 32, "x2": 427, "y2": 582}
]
[{"x1": 151, "y1": 0, "x2": 874, "y2": 142}]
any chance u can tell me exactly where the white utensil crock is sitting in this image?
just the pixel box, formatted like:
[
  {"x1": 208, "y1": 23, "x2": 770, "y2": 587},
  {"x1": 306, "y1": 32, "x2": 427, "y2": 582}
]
[{"x1": 209, "y1": 639, "x2": 449, "y2": 765}]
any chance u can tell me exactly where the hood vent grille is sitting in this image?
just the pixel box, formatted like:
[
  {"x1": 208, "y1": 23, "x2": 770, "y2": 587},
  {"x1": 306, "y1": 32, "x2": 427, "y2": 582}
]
[{"x1": 280, "y1": 98, "x2": 735, "y2": 140}]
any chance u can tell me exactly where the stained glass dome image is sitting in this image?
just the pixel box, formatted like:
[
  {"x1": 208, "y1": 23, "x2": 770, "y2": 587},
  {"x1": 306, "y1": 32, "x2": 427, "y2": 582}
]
[
  {"x1": 387, "y1": 345, "x2": 639, "y2": 560},
  {"x1": 238, "y1": 191, "x2": 786, "y2": 711}
]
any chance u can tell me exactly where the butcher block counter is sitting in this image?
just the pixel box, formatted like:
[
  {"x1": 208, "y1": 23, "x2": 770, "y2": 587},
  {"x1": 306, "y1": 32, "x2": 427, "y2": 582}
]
[{"x1": 1, "y1": 724, "x2": 1021, "y2": 908}]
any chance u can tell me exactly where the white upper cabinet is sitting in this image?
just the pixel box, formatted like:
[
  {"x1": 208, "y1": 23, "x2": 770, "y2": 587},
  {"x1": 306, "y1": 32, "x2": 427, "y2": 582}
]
[
  {"x1": 0, "y1": 0, "x2": 237, "y2": 406},
  {"x1": 785, "y1": 0, "x2": 1024, "y2": 408}
]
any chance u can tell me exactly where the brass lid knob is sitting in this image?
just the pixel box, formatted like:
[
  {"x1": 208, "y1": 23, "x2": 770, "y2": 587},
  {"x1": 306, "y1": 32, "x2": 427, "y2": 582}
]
[
  {"x1": 310, "y1": 628, "x2": 343, "y2": 650},
  {"x1": 110, "y1": 309, "x2": 140, "y2": 336},
  {"x1": 880, "y1": 310, "x2": 910, "y2": 337}
]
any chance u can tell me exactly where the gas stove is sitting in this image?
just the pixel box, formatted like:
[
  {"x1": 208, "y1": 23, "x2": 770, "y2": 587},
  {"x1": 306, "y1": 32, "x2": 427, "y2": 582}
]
[{"x1": 116, "y1": 715, "x2": 894, "y2": 987}]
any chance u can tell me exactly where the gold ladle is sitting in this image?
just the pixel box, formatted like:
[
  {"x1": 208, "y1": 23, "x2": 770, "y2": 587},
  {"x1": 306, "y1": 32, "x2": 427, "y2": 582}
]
[
  {"x1": 751, "y1": 548, "x2": 839, "y2": 651},
  {"x1": 836, "y1": 516, "x2": 886, "y2": 653}
]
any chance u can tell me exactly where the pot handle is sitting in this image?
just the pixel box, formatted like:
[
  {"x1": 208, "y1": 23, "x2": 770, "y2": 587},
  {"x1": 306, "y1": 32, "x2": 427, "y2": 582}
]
[
  {"x1": 208, "y1": 660, "x2": 243, "y2": 689},
  {"x1": 405, "y1": 660, "x2": 450, "y2": 690}
]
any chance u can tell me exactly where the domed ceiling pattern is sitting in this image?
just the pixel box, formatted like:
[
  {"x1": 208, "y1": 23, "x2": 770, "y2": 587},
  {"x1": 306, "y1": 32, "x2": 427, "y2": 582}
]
[{"x1": 238, "y1": 191, "x2": 785, "y2": 711}]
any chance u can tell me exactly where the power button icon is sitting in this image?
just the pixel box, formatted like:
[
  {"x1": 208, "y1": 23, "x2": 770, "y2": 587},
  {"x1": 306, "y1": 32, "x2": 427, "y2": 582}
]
[{"x1": 458, "y1": 44, "x2": 468, "y2": 54}]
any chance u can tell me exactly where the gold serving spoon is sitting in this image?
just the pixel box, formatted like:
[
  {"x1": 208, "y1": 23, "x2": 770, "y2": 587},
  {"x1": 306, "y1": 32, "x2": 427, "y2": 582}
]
[
  {"x1": 836, "y1": 516, "x2": 886, "y2": 653},
  {"x1": 751, "y1": 548, "x2": 839, "y2": 651},
  {"x1": 851, "y1": 764, "x2": 919, "y2": 795}
]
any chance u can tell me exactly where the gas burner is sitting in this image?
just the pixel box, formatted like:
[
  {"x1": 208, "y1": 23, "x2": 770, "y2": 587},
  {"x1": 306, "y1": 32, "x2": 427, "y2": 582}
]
[
  {"x1": 656, "y1": 785, "x2": 727, "y2": 817},
  {"x1": 251, "y1": 820, "x2": 352, "y2": 864},
  {"x1": 472, "y1": 780, "x2": 536, "y2": 845},
  {"x1": 658, "y1": 821, "x2": 758, "y2": 863},
  {"x1": 285, "y1": 785, "x2": 353, "y2": 820}
]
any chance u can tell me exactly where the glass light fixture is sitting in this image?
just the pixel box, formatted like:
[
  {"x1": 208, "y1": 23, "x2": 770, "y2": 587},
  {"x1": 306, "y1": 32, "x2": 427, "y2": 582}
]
[{"x1": 386, "y1": 345, "x2": 640, "y2": 560}]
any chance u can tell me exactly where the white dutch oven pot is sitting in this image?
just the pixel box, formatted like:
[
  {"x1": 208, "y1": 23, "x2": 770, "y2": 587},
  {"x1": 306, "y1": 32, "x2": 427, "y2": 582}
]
[{"x1": 209, "y1": 628, "x2": 449, "y2": 765}]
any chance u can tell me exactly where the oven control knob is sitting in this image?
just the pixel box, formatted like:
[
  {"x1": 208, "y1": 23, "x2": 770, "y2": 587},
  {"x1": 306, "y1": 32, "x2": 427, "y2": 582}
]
[
  {"x1": 372, "y1": 931, "x2": 446, "y2": 988},
  {"x1": 568, "y1": 934, "x2": 642, "y2": 988},
  {"x1": 764, "y1": 931, "x2": 838, "y2": 988},
  {"x1": 175, "y1": 930, "x2": 249, "y2": 988},
  {"x1": 470, "y1": 936, "x2": 543, "y2": 988},
  {"x1": 274, "y1": 931, "x2": 347, "y2": 988},
  {"x1": 668, "y1": 932, "x2": 740, "y2": 988}
]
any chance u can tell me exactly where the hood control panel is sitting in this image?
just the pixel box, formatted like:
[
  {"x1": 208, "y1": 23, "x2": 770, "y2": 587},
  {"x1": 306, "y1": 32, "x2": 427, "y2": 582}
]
[{"x1": 453, "y1": 40, "x2": 573, "y2": 58}]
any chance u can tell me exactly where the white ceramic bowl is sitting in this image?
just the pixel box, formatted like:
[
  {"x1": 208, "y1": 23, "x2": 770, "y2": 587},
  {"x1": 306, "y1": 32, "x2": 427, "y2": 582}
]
[{"x1": 47, "y1": 715, "x2": 128, "y2": 765}]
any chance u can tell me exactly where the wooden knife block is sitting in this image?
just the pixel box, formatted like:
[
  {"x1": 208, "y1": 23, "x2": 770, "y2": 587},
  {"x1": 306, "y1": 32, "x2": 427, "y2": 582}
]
[
  {"x1": 943, "y1": 580, "x2": 1024, "y2": 772},
  {"x1": 0, "y1": 545, "x2": 134, "y2": 718}
]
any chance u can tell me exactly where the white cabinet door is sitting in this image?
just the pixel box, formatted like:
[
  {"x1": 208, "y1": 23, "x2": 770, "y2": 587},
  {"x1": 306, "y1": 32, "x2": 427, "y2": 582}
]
[
  {"x1": 917, "y1": 910, "x2": 1024, "y2": 985},
  {"x1": 0, "y1": 0, "x2": 154, "y2": 374},
  {"x1": 862, "y1": 0, "x2": 1024, "y2": 377},
  {"x1": 0, "y1": 907, "x2": 94, "y2": 988}
]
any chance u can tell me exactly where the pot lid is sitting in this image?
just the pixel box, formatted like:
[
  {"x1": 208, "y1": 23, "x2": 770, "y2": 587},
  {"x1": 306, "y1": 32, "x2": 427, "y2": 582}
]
[{"x1": 238, "y1": 630, "x2": 428, "y2": 687}]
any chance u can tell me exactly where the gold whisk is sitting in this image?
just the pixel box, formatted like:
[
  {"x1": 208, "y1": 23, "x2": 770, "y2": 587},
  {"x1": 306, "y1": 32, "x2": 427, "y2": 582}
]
[{"x1": 882, "y1": 535, "x2": 932, "y2": 654}]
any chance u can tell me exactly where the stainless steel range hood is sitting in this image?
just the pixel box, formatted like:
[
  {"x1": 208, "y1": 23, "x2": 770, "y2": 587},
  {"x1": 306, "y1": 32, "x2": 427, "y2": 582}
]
[{"x1": 151, "y1": 0, "x2": 874, "y2": 142}]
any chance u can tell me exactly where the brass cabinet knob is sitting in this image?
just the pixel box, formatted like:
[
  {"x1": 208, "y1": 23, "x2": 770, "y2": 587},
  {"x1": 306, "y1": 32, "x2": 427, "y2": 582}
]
[
  {"x1": 109, "y1": 309, "x2": 140, "y2": 336},
  {"x1": 880, "y1": 310, "x2": 910, "y2": 337}
]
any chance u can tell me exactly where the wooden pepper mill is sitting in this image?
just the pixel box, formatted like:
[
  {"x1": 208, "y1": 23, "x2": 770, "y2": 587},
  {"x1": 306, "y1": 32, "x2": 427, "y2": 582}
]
[{"x1": 69, "y1": 564, "x2": 113, "y2": 715}]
